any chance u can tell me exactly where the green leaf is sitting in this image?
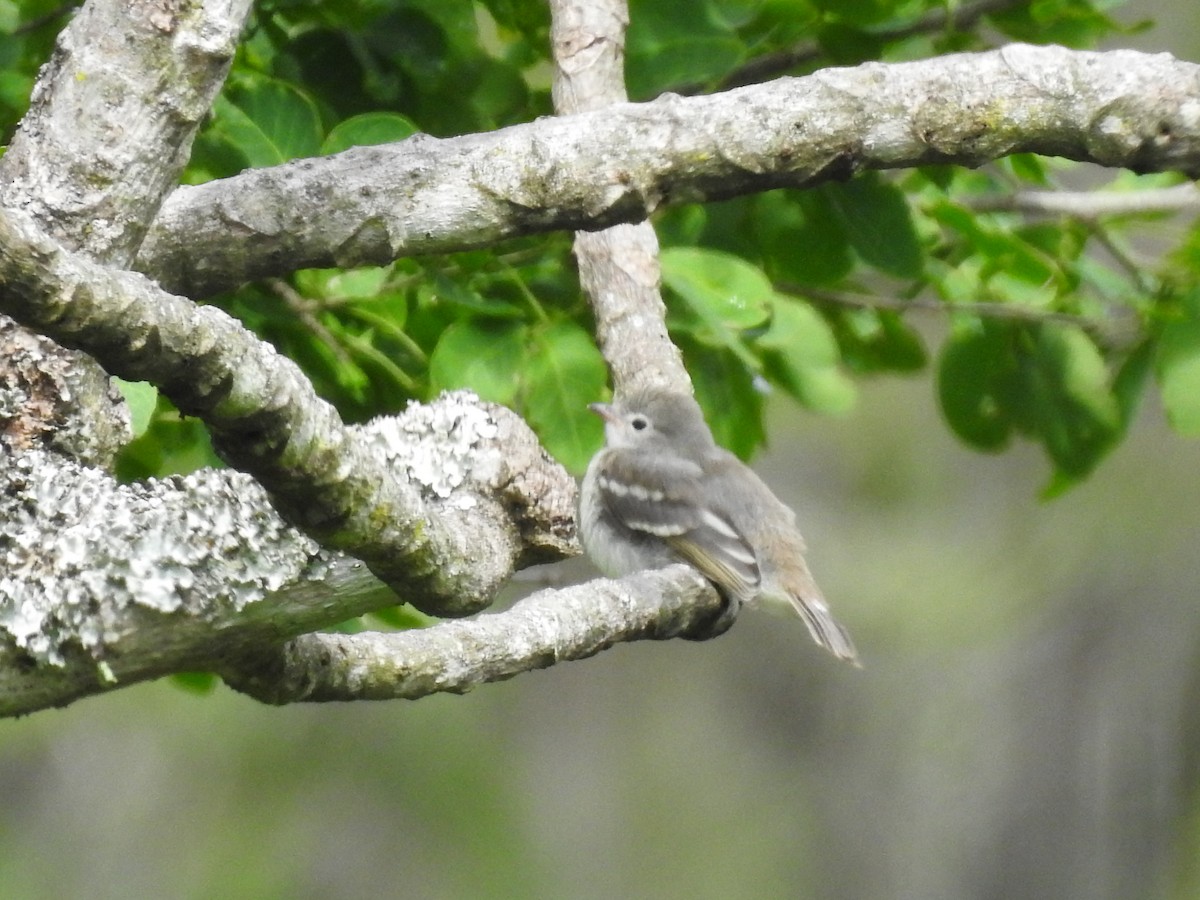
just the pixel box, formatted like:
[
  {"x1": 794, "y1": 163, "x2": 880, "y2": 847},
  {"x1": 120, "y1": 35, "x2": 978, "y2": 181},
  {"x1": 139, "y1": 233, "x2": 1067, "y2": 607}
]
[
  {"x1": 1157, "y1": 288, "x2": 1200, "y2": 437},
  {"x1": 987, "y1": 271, "x2": 1057, "y2": 309},
  {"x1": 113, "y1": 379, "x2": 158, "y2": 439},
  {"x1": 626, "y1": 0, "x2": 745, "y2": 95},
  {"x1": 688, "y1": 346, "x2": 765, "y2": 460},
  {"x1": 0, "y1": 1, "x2": 18, "y2": 32},
  {"x1": 941, "y1": 319, "x2": 1120, "y2": 489},
  {"x1": 627, "y1": 35, "x2": 744, "y2": 95},
  {"x1": 1021, "y1": 324, "x2": 1121, "y2": 490},
  {"x1": 0, "y1": 70, "x2": 33, "y2": 118},
  {"x1": 779, "y1": 363, "x2": 857, "y2": 417},
  {"x1": 719, "y1": 0, "x2": 819, "y2": 44},
  {"x1": 757, "y1": 298, "x2": 855, "y2": 414},
  {"x1": 366, "y1": 604, "x2": 435, "y2": 630},
  {"x1": 656, "y1": 205, "x2": 709, "y2": 248},
  {"x1": 114, "y1": 404, "x2": 221, "y2": 481},
  {"x1": 937, "y1": 323, "x2": 1015, "y2": 451},
  {"x1": 758, "y1": 297, "x2": 838, "y2": 364},
  {"x1": 1006, "y1": 153, "x2": 1049, "y2": 185},
  {"x1": 824, "y1": 174, "x2": 924, "y2": 279},
  {"x1": 469, "y1": 58, "x2": 529, "y2": 125},
  {"x1": 990, "y1": 0, "x2": 1123, "y2": 48},
  {"x1": 483, "y1": 0, "x2": 552, "y2": 40},
  {"x1": 661, "y1": 248, "x2": 772, "y2": 330},
  {"x1": 321, "y1": 112, "x2": 420, "y2": 155},
  {"x1": 757, "y1": 190, "x2": 853, "y2": 287},
  {"x1": 213, "y1": 74, "x2": 323, "y2": 168},
  {"x1": 678, "y1": 195, "x2": 759, "y2": 260},
  {"x1": 1018, "y1": 221, "x2": 1087, "y2": 277},
  {"x1": 428, "y1": 319, "x2": 528, "y2": 406},
  {"x1": 815, "y1": 23, "x2": 885, "y2": 64},
  {"x1": 873, "y1": 310, "x2": 928, "y2": 371},
  {"x1": 832, "y1": 307, "x2": 928, "y2": 374},
  {"x1": 324, "y1": 266, "x2": 393, "y2": 299},
  {"x1": 932, "y1": 203, "x2": 1050, "y2": 283},
  {"x1": 523, "y1": 320, "x2": 607, "y2": 473},
  {"x1": 418, "y1": 272, "x2": 525, "y2": 319},
  {"x1": 811, "y1": 0, "x2": 889, "y2": 26},
  {"x1": 661, "y1": 246, "x2": 772, "y2": 368},
  {"x1": 1113, "y1": 337, "x2": 1154, "y2": 429}
]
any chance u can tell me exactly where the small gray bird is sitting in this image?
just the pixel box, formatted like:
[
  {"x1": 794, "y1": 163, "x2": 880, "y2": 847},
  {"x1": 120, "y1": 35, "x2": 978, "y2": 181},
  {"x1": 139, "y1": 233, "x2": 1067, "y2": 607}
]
[{"x1": 579, "y1": 387, "x2": 858, "y2": 663}]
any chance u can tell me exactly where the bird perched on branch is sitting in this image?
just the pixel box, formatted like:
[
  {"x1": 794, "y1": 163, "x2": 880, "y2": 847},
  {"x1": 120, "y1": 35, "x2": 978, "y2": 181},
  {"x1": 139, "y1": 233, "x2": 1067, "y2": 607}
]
[{"x1": 579, "y1": 387, "x2": 858, "y2": 664}]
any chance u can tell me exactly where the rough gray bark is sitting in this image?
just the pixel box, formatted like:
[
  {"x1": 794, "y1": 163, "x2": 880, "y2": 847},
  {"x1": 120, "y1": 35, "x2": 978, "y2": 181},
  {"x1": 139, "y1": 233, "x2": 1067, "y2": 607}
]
[
  {"x1": 209, "y1": 0, "x2": 724, "y2": 705},
  {"x1": 0, "y1": 392, "x2": 575, "y2": 717},
  {"x1": 550, "y1": 0, "x2": 692, "y2": 400},
  {"x1": 135, "y1": 44, "x2": 1200, "y2": 299},
  {"x1": 4, "y1": 0, "x2": 1200, "y2": 716},
  {"x1": 0, "y1": 316, "x2": 129, "y2": 468},
  {"x1": 222, "y1": 564, "x2": 720, "y2": 704},
  {"x1": 0, "y1": 0, "x2": 252, "y2": 262},
  {"x1": 0, "y1": 206, "x2": 571, "y2": 618},
  {"x1": 0, "y1": 0, "x2": 579, "y2": 717},
  {"x1": 0, "y1": 0, "x2": 255, "y2": 469}
]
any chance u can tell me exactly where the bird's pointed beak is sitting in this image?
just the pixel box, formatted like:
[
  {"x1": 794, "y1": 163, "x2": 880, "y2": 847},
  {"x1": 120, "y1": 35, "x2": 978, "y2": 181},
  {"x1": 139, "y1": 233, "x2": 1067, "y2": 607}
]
[{"x1": 588, "y1": 401, "x2": 618, "y2": 423}]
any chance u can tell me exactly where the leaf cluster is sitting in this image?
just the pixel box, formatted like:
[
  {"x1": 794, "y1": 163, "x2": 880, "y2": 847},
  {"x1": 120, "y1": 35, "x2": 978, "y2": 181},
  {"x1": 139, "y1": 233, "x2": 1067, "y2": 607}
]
[{"x1": 7, "y1": 0, "x2": 1194, "y2": 496}]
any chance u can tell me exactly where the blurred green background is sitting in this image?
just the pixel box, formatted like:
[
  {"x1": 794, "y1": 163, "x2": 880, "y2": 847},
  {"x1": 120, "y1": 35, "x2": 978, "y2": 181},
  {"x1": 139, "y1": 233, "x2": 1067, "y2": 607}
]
[
  {"x1": 4, "y1": 2, "x2": 1200, "y2": 899},
  {"x1": 4, "y1": 370, "x2": 1199, "y2": 898}
]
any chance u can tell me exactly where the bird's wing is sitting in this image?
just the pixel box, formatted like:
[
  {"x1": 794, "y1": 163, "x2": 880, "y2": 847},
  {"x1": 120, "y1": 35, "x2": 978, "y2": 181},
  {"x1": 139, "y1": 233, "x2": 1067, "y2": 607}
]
[
  {"x1": 598, "y1": 449, "x2": 761, "y2": 600},
  {"x1": 703, "y1": 453, "x2": 860, "y2": 663}
]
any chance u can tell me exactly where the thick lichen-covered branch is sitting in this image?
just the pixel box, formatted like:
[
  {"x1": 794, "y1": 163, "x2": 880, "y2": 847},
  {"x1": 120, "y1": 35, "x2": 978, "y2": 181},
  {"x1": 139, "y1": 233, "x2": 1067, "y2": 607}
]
[
  {"x1": 0, "y1": 206, "x2": 576, "y2": 619},
  {"x1": 137, "y1": 44, "x2": 1200, "y2": 299},
  {"x1": 0, "y1": 392, "x2": 577, "y2": 717},
  {"x1": 0, "y1": 0, "x2": 255, "y2": 468}
]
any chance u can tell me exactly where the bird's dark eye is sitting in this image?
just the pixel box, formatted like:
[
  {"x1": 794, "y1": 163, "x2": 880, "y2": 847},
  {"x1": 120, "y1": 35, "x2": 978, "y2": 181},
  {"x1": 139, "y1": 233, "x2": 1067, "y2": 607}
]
[{"x1": 630, "y1": 415, "x2": 649, "y2": 431}]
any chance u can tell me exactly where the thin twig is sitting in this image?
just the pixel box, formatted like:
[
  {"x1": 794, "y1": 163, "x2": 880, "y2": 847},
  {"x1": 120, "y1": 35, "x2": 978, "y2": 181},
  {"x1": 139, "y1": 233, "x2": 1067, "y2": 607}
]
[
  {"x1": 221, "y1": 565, "x2": 724, "y2": 705},
  {"x1": 677, "y1": 0, "x2": 1030, "y2": 94},
  {"x1": 798, "y1": 284, "x2": 1109, "y2": 333},
  {"x1": 265, "y1": 277, "x2": 356, "y2": 369},
  {"x1": 968, "y1": 183, "x2": 1199, "y2": 297},
  {"x1": 1083, "y1": 224, "x2": 1155, "y2": 296},
  {"x1": 968, "y1": 183, "x2": 1200, "y2": 218}
]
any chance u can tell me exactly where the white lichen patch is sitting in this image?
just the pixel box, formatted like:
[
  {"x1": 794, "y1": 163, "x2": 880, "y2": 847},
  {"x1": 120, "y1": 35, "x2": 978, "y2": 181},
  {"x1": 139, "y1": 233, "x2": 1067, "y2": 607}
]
[
  {"x1": 360, "y1": 391, "x2": 503, "y2": 503},
  {"x1": 1179, "y1": 99, "x2": 1200, "y2": 132},
  {"x1": 0, "y1": 450, "x2": 324, "y2": 666}
]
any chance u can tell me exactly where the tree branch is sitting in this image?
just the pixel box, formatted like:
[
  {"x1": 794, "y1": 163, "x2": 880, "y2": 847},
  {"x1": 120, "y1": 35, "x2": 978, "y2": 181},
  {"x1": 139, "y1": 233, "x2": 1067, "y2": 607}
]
[
  {"x1": 135, "y1": 45, "x2": 1200, "y2": 299},
  {"x1": 221, "y1": 565, "x2": 723, "y2": 704},
  {"x1": 0, "y1": 204, "x2": 576, "y2": 617},
  {"x1": 549, "y1": 0, "x2": 690, "y2": 397},
  {"x1": 0, "y1": 0, "x2": 252, "y2": 264},
  {"x1": 800, "y1": 285, "x2": 1113, "y2": 335},
  {"x1": 0, "y1": 390, "x2": 577, "y2": 717},
  {"x1": 968, "y1": 181, "x2": 1200, "y2": 217},
  {"x1": 202, "y1": 0, "x2": 723, "y2": 709},
  {"x1": 0, "y1": 0, "x2": 254, "y2": 467},
  {"x1": 6, "y1": 13, "x2": 1195, "y2": 713},
  {"x1": 0, "y1": 316, "x2": 130, "y2": 468}
]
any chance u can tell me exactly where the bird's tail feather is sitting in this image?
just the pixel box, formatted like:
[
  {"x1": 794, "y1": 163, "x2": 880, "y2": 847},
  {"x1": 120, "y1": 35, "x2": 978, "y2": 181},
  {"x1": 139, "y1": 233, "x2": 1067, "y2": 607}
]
[{"x1": 790, "y1": 593, "x2": 860, "y2": 666}]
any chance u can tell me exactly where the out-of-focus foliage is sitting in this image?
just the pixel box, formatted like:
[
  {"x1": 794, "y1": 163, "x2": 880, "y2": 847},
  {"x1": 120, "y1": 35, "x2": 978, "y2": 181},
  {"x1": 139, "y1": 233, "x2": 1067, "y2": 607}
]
[
  {"x1": 2, "y1": 0, "x2": 1192, "y2": 495},
  {"x1": 0, "y1": 0, "x2": 68, "y2": 140},
  {"x1": 3, "y1": 3, "x2": 1200, "y2": 894}
]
